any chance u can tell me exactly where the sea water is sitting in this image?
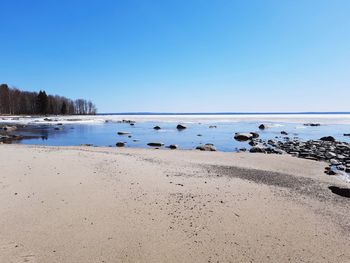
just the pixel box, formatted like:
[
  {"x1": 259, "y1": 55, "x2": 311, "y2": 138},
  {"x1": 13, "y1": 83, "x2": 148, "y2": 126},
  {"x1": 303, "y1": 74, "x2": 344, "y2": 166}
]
[{"x1": 2, "y1": 114, "x2": 350, "y2": 151}]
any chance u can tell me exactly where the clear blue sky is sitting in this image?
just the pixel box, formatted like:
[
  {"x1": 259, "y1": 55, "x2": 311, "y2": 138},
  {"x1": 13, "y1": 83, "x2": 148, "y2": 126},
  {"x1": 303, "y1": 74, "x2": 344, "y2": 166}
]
[{"x1": 1, "y1": 0, "x2": 349, "y2": 113}]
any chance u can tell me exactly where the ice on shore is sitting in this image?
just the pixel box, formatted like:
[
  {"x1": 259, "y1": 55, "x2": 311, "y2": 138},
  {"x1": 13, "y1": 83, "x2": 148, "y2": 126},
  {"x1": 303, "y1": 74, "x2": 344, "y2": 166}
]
[{"x1": 1, "y1": 113, "x2": 350, "y2": 125}]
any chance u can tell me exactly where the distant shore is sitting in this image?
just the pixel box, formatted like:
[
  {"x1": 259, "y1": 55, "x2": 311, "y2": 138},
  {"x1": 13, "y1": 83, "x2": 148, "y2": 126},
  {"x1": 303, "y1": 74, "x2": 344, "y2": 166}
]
[
  {"x1": 2, "y1": 113, "x2": 350, "y2": 124},
  {"x1": 0, "y1": 144, "x2": 349, "y2": 262}
]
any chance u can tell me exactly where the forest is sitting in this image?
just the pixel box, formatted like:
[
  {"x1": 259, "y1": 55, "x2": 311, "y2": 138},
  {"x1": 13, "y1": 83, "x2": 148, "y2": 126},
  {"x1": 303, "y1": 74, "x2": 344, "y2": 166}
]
[{"x1": 0, "y1": 84, "x2": 97, "y2": 115}]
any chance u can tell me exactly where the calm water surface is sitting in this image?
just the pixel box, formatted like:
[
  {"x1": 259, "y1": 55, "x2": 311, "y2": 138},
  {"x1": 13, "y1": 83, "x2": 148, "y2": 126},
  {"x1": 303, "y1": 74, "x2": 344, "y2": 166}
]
[{"x1": 12, "y1": 120, "x2": 350, "y2": 152}]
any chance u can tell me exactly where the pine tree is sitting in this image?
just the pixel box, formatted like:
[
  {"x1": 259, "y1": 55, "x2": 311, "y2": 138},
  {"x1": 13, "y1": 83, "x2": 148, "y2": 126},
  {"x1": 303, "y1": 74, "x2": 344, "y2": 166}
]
[
  {"x1": 36, "y1": 90, "x2": 48, "y2": 114},
  {"x1": 61, "y1": 102, "x2": 67, "y2": 115}
]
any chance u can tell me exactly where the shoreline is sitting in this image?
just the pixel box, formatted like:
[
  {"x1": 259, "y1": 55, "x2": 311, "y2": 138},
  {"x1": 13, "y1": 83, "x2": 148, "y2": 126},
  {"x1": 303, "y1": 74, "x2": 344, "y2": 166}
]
[
  {"x1": 2, "y1": 113, "x2": 350, "y2": 124},
  {"x1": 0, "y1": 144, "x2": 349, "y2": 262}
]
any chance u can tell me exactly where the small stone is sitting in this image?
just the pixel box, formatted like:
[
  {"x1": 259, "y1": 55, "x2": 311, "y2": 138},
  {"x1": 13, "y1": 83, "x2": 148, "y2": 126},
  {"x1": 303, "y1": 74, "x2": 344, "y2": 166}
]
[
  {"x1": 176, "y1": 124, "x2": 187, "y2": 130},
  {"x1": 117, "y1": 131, "x2": 130, "y2": 135},
  {"x1": 153, "y1": 126, "x2": 161, "y2": 130},
  {"x1": 147, "y1": 142, "x2": 164, "y2": 147},
  {"x1": 258, "y1": 124, "x2": 266, "y2": 130},
  {"x1": 116, "y1": 142, "x2": 125, "y2": 147}
]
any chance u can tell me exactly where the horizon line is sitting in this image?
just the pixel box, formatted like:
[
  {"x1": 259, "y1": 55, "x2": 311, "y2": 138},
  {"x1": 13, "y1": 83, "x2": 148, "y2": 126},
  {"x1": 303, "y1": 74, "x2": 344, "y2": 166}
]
[{"x1": 98, "y1": 111, "x2": 350, "y2": 115}]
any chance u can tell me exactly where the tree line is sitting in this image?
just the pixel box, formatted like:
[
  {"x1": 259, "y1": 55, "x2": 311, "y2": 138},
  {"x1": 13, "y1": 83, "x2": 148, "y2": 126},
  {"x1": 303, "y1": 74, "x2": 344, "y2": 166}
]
[{"x1": 0, "y1": 84, "x2": 97, "y2": 115}]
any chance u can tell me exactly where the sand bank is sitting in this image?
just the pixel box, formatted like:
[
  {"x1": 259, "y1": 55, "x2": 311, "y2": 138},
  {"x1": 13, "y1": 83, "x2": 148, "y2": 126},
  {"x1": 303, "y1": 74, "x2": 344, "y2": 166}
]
[{"x1": 0, "y1": 145, "x2": 349, "y2": 262}]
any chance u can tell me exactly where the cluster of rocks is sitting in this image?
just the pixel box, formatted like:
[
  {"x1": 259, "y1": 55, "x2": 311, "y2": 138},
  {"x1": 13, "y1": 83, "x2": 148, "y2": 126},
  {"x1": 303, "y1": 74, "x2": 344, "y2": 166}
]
[
  {"x1": 233, "y1": 124, "x2": 350, "y2": 176},
  {"x1": 265, "y1": 136, "x2": 350, "y2": 174}
]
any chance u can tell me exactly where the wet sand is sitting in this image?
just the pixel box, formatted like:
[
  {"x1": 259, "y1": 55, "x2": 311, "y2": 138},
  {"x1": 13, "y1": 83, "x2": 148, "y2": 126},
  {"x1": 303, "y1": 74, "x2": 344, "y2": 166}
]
[{"x1": 0, "y1": 145, "x2": 349, "y2": 262}]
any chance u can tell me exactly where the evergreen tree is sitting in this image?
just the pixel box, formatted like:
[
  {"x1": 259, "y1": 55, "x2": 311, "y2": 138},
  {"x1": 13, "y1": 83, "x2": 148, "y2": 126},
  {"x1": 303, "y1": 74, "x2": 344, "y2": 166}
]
[
  {"x1": 61, "y1": 102, "x2": 67, "y2": 115},
  {"x1": 36, "y1": 90, "x2": 48, "y2": 114}
]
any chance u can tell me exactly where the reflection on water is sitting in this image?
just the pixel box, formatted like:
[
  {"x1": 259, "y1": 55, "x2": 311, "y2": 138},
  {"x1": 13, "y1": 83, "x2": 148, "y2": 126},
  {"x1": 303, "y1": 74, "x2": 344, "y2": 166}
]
[{"x1": 7, "y1": 121, "x2": 350, "y2": 151}]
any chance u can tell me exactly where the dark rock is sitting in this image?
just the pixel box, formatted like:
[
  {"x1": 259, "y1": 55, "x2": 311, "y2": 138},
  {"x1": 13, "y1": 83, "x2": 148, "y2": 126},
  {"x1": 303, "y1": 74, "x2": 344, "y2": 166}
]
[
  {"x1": 304, "y1": 123, "x2": 321, "y2": 127},
  {"x1": 121, "y1": 120, "x2": 135, "y2": 124},
  {"x1": 153, "y1": 126, "x2": 161, "y2": 130},
  {"x1": 80, "y1": 144, "x2": 93, "y2": 146},
  {"x1": 234, "y1": 133, "x2": 253, "y2": 141},
  {"x1": 344, "y1": 133, "x2": 350, "y2": 137},
  {"x1": 258, "y1": 124, "x2": 266, "y2": 130},
  {"x1": 168, "y1": 144, "x2": 178, "y2": 149},
  {"x1": 326, "y1": 169, "x2": 337, "y2": 175},
  {"x1": 176, "y1": 124, "x2": 187, "y2": 130},
  {"x1": 248, "y1": 140, "x2": 257, "y2": 146},
  {"x1": 239, "y1": 148, "x2": 247, "y2": 152},
  {"x1": 116, "y1": 142, "x2": 125, "y2": 147},
  {"x1": 197, "y1": 134, "x2": 202, "y2": 136},
  {"x1": 147, "y1": 142, "x2": 164, "y2": 147},
  {"x1": 281, "y1": 131, "x2": 288, "y2": 135},
  {"x1": 130, "y1": 123, "x2": 135, "y2": 126},
  {"x1": 320, "y1": 136, "x2": 335, "y2": 142},
  {"x1": 117, "y1": 131, "x2": 130, "y2": 135},
  {"x1": 209, "y1": 125, "x2": 217, "y2": 128}
]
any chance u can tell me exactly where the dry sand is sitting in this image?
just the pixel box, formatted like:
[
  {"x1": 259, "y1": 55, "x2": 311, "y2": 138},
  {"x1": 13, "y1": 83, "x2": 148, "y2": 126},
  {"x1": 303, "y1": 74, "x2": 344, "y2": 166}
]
[{"x1": 0, "y1": 145, "x2": 349, "y2": 262}]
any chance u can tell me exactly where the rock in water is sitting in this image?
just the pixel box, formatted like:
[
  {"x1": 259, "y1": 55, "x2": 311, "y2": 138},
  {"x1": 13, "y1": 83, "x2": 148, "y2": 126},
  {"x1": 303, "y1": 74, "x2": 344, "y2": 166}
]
[
  {"x1": 147, "y1": 142, "x2": 164, "y2": 147},
  {"x1": 153, "y1": 126, "x2": 161, "y2": 130},
  {"x1": 320, "y1": 136, "x2": 335, "y2": 142},
  {"x1": 196, "y1": 144, "x2": 217, "y2": 151},
  {"x1": 258, "y1": 124, "x2": 266, "y2": 130},
  {"x1": 234, "y1": 133, "x2": 253, "y2": 141},
  {"x1": 281, "y1": 131, "x2": 288, "y2": 135},
  {"x1": 344, "y1": 133, "x2": 350, "y2": 137},
  {"x1": 304, "y1": 123, "x2": 321, "y2": 127},
  {"x1": 176, "y1": 124, "x2": 186, "y2": 130},
  {"x1": 117, "y1": 131, "x2": 130, "y2": 135},
  {"x1": 116, "y1": 142, "x2": 125, "y2": 147},
  {"x1": 168, "y1": 144, "x2": 178, "y2": 149}
]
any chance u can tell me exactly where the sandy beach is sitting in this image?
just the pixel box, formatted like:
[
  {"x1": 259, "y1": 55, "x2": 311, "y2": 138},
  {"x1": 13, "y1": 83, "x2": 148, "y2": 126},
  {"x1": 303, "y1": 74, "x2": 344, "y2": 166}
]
[{"x1": 0, "y1": 144, "x2": 349, "y2": 262}]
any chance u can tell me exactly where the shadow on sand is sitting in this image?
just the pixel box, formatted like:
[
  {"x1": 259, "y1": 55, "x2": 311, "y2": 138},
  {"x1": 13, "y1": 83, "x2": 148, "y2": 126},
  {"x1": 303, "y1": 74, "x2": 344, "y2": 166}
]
[{"x1": 328, "y1": 186, "x2": 350, "y2": 198}]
